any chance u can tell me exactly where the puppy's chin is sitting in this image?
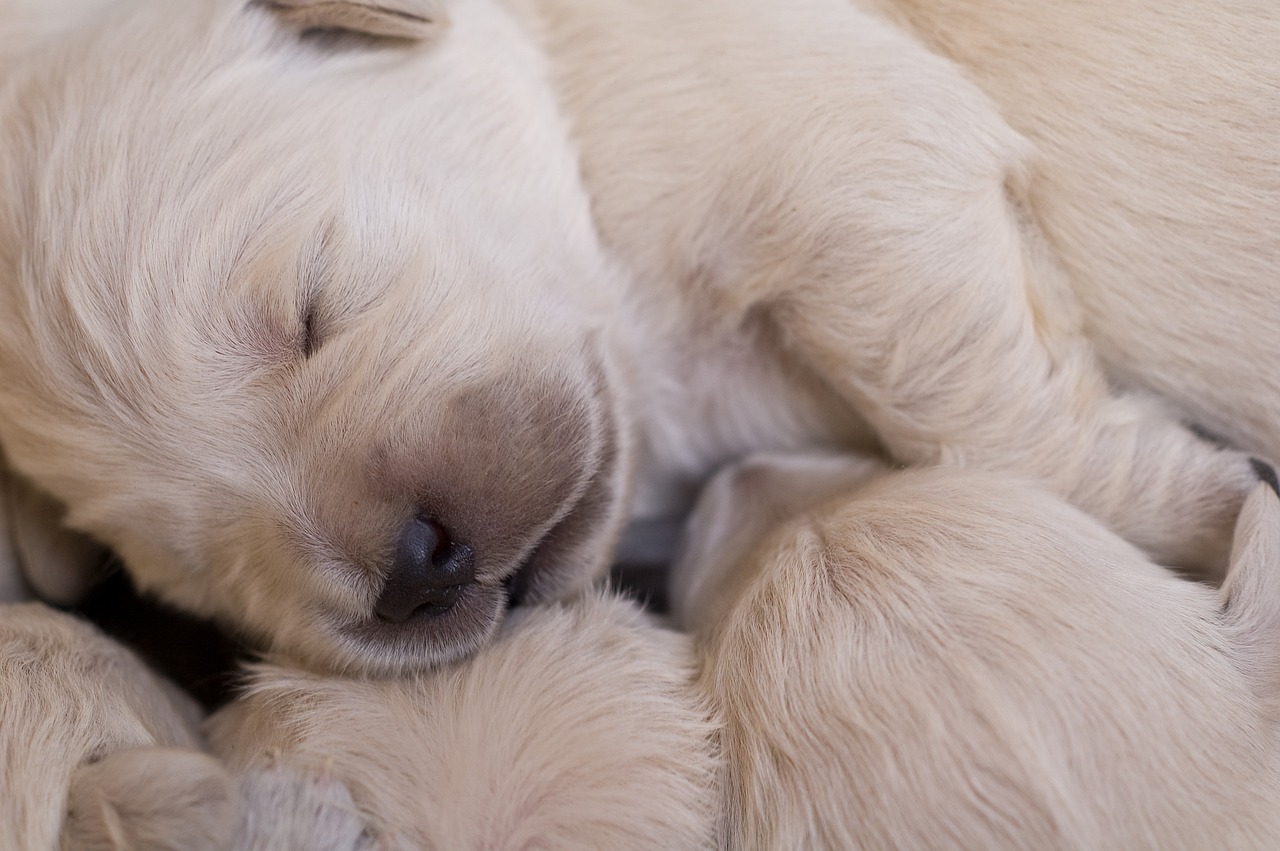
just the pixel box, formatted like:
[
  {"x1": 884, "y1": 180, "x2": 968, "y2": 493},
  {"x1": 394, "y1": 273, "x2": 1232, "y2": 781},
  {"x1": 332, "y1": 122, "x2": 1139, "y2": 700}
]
[
  {"x1": 322, "y1": 580, "x2": 507, "y2": 677},
  {"x1": 299, "y1": 499, "x2": 623, "y2": 677}
]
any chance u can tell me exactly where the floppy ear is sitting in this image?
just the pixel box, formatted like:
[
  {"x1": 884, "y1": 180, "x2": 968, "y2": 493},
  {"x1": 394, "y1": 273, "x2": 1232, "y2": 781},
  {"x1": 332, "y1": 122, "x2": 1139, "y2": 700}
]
[
  {"x1": 257, "y1": 0, "x2": 448, "y2": 41},
  {"x1": 2, "y1": 466, "x2": 109, "y2": 606}
]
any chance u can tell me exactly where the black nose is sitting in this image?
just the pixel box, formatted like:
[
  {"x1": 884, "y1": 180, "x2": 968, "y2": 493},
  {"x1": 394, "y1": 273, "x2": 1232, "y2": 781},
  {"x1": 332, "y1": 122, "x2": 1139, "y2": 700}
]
[{"x1": 374, "y1": 517, "x2": 476, "y2": 623}]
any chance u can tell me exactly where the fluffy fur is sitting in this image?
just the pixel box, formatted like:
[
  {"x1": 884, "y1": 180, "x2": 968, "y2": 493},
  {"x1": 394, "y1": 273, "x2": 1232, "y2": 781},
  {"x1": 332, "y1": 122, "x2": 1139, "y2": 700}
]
[
  {"x1": 0, "y1": 603, "x2": 230, "y2": 850},
  {"x1": 2, "y1": 592, "x2": 718, "y2": 849},
  {"x1": 877, "y1": 0, "x2": 1280, "y2": 462},
  {"x1": 207, "y1": 590, "x2": 723, "y2": 850},
  {"x1": 674, "y1": 455, "x2": 1280, "y2": 850},
  {"x1": 0, "y1": 0, "x2": 1274, "y2": 675}
]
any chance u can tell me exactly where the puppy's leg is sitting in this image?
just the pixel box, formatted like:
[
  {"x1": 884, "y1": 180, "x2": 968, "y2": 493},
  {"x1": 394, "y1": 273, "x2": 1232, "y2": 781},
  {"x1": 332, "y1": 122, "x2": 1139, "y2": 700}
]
[
  {"x1": 740, "y1": 28, "x2": 1260, "y2": 574},
  {"x1": 209, "y1": 592, "x2": 723, "y2": 850},
  {"x1": 0, "y1": 604, "x2": 209, "y2": 850}
]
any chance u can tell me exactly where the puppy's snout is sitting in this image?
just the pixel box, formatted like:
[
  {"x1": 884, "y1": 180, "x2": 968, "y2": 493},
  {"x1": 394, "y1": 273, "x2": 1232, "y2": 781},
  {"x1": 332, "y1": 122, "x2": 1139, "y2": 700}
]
[{"x1": 374, "y1": 517, "x2": 476, "y2": 623}]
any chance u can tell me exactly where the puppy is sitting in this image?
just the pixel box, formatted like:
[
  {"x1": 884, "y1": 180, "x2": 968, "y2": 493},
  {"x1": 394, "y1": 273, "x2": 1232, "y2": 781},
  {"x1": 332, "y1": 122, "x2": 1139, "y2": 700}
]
[
  {"x1": 207, "y1": 590, "x2": 723, "y2": 850},
  {"x1": 0, "y1": 603, "x2": 234, "y2": 851},
  {"x1": 2, "y1": 592, "x2": 716, "y2": 849},
  {"x1": 673, "y1": 454, "x2": 1280, "y2": 850},
  {"x1": 0, "y1": 0, "x2": 1272, "y2": 675}
]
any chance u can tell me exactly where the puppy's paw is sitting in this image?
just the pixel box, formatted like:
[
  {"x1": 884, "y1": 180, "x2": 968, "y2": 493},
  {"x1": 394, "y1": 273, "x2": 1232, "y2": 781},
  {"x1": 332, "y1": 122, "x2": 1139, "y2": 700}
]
[
  {"x1": 62, "y1": 747, "x2": 236, "y2": 851},
  {"x1": 235, "y1": 762, "x2": 378, "y2": 851}
]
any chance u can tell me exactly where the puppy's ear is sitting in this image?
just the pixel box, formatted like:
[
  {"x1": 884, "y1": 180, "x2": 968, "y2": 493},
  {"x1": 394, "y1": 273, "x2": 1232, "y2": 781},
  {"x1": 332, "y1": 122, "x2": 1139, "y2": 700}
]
[
  {"x1": 671, "y1": 452, "x2": 885, "y2": 629},
  {"x1": 257, "y1": 0, "x2": 447, "y2": 41},
  {"x1": 63, "y1": 747, "x2": 237, "y2": 851},
  {"x1": 3, "y1": 467, "x2": 109, "y2": 606},
  {"x1": 1221, "y1": 483, "x2": 1280, "y2": 719}
]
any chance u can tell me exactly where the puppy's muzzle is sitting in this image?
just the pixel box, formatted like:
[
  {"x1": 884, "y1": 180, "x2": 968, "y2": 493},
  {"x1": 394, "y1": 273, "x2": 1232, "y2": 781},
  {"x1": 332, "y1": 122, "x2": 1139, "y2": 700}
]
[{"x1": 374, "y1": 516, "x2": 476, "y2": 623}]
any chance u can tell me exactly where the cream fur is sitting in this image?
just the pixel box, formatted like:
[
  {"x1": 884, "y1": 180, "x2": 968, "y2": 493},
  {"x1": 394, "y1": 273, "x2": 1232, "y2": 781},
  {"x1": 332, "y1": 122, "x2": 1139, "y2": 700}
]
[
  {"x1": 0, "y1": 0, "x2": 634, "y2": 675},
  {"x1": 0, "y1": 602, "x2": 228, "y2": 850},
  {"x1": 877, "y1": 0, "x2": 1280, "y2": 463},
  {"x1": 0, "y1": 594, "x2": 718, "y2": 849},
  {"x1": 0, "y1": 0, "x2": 1273, "y2": 674},
  {"x1": 207, "y1": 590, "x2": 724, "y2": 850},
  {"x1": 674, "y1": 456, "x2": 1280, "y2": 850}
]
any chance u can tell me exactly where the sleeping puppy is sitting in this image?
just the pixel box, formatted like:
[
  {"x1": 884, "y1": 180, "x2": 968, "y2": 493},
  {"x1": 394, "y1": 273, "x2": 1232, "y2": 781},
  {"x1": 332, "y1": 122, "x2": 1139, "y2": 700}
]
[
  {"x1": 206, "y1": 590, "x2": 723, "y2": 850},
  {"x1": 0, "y1": 0, "x2": 1273, "y2": 676},
  {"x1": 673, "y1": 454, "x2": 1280, "y2": 850}
]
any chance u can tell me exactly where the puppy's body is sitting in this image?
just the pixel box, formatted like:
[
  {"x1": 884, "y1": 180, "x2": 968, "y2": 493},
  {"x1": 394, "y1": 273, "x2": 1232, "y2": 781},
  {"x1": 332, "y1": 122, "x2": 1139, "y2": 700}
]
[
  {"x1": 208, "y1": 591, "x2": 724, "y2": 850},
  {"x1": 675, "y1": 457, "x2": 1280, "y2": 850},
  {"x1": 880, "y1": 0, "x2": 1280, "y2": 459},
  {"x1": 0, "y1": 0, "x2": 1274, "y2": 670}
]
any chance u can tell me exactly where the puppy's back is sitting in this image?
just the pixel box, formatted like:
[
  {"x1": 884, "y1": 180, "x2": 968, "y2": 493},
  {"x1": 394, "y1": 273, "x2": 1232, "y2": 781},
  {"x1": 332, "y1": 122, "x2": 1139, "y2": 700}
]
[{"x1": 694, "y1": 468, "x2": 1280, "y2": 850}]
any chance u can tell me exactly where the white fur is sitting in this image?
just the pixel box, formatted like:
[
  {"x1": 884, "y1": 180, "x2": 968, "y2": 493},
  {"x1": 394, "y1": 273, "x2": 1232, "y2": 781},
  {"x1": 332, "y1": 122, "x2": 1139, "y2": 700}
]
[
  {"x1": 208, "y1": 591, "x2": 724, "y2": 850},
  {"x1": 0, "y1": 0, "x2": 1273, "y2": 673},
  {"x1": 0, "y1": 594, "x2": 719, "y2": 848},
  {"x1": 876, "y1": 0, "x2": 1280, "y2": 461},
  {"x1": 674, "y1": 456, "x2": 1280, "y2": 850},
  {"x1": 0, "y1": 603, "x2": 226, "y2": 850},
  {"x1": 0, "y1": 0, "x2": 634, "y2": 674}
]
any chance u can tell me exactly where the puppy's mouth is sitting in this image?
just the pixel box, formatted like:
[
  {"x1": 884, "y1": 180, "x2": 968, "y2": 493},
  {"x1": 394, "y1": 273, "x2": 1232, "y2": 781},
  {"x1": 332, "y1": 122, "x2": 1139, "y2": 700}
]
[{"x1": 332, "y1": 350, "x2": 624, "y2": 674}]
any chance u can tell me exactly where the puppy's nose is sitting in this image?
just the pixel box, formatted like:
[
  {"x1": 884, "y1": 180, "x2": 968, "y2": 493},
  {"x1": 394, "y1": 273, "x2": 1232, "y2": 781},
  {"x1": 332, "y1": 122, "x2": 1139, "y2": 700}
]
[{"x1": 375, "y1": 517, "x2": 475, "y2": 623}]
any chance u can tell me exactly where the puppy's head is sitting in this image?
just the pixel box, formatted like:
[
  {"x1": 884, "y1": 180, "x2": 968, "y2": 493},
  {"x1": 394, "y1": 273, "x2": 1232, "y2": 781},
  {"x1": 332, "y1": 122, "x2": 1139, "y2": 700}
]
[{"x1": 0, "y1": 0, "x2": 633, "y2": 674}]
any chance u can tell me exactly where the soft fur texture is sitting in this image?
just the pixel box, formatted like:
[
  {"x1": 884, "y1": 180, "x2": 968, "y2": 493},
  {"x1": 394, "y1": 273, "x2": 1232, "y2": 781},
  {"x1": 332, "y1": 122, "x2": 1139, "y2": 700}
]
[
  {"x1": 673, "y1": 455, "x2": 1280, "y2": 850},
  {"x1": 0, "y1": 603, "x2": 229, "y2": 850},
  {"x1": 0, "y1": 0, "x2": 1274, "y2": 673},
  {"x1": 877, "y1": 0, "x2": 1280, "y2": 462},
  {"x1": 208, "y1": 590, "x2": 723, "y2": 850},
  {"x1": 2, "y1": 593, "x2": 719, "y2": 849}
]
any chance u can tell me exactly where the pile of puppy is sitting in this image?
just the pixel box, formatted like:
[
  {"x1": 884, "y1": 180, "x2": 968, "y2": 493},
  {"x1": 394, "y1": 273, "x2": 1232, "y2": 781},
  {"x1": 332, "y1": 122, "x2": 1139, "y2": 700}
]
[{"x1": 1, "y1": 0, "x2": 1279, "y2": 848}]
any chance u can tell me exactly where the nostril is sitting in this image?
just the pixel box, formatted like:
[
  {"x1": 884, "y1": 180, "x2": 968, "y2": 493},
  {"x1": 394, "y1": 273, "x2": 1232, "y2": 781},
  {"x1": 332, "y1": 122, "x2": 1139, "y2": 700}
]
[{"x1": 374, "y1": 516, "x2": 476, "y2": 623}]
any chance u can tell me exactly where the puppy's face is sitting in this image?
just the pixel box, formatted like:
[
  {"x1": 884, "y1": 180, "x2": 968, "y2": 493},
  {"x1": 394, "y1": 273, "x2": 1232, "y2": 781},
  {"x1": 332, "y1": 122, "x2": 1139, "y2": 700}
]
[{"x1": 0, "y1": 0, "x2": 632, "y2": 674}]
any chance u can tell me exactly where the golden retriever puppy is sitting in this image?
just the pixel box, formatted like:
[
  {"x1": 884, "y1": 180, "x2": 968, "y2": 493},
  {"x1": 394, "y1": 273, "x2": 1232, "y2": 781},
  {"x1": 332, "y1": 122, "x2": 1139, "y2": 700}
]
[
  {"x1": 673, "y1": 455, "x2": 1280, "y2": 850},
  {"x1": 0, "y1": 0, "x2": 1271, "y2": 675},
  {"x1": 0, "y1": 603, "x2": 235, "y2": 851},
  {"x1": 207, "y1": 590, "x2": 723, "y2": 850}
]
